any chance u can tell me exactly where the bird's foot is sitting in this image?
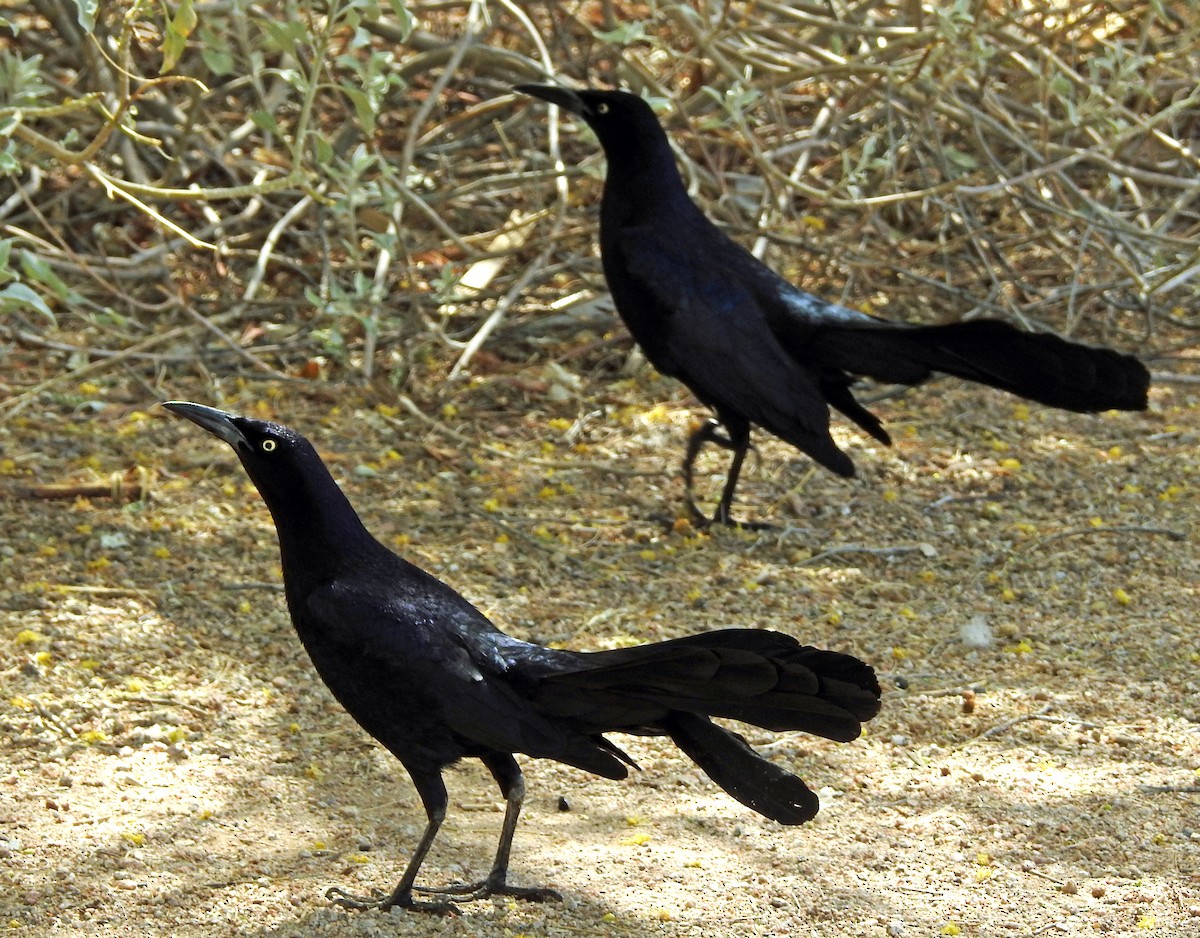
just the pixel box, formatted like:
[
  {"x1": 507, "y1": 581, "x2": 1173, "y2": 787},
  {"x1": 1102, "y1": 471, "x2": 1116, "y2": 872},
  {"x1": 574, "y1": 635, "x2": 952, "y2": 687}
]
[
  {"x1": 324, "y1": 885, "x2": 384, "y2": 910},
  {"x1": 715, "y1": 514, "x2": 777, "y2": 532},
  {"x1": 685, "y1": 499, "x2": 775, "y2": 532},
  {"x1": 685, "y1": 498, "x2": 713, "y2": 529},
  {"x1": 415, "y1": 877, "x2": 561, "y2": 904},
  {"x1": 325, "y1": 885, "x2": 459, "y2": 915}
]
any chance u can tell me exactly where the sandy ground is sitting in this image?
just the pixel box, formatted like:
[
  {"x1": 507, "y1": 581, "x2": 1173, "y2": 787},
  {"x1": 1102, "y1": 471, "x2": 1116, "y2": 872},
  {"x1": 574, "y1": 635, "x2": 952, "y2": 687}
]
[{"x1": 2, "y1": 368, "x2": 1198, "y2": 937}]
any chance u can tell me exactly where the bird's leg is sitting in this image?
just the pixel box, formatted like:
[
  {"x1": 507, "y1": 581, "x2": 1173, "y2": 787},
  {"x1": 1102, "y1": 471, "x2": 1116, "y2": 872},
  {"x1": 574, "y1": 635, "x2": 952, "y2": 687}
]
[
  {"x1": 682, "y1": 418, "x2": 736, "y2": 525},
  {"x1": 415, "y1": 754, "x2": 561, "y2": 903},
  {"x1": 712, "y1": 432, "x2": 750, "y2": 527},
  {"x1": 684, "y1": 418, "x2": 767, "y2": 528},
  {"x1": 327, "y1": 774, "x2": 458, "y2": 913}
]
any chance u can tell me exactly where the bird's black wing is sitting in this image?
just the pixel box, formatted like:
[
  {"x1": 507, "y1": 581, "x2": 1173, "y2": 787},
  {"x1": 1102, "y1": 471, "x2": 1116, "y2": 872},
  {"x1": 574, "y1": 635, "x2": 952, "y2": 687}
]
[
  {"x1": 304, "y1": 576, "x2": 630, "y2": 778},
  {"x1": 612, "y1": 224, "x2": 857, "y2": 474}
]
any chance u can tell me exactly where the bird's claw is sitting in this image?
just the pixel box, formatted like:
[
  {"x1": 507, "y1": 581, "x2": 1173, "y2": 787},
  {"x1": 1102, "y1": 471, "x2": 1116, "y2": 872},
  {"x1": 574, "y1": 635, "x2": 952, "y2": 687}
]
[
  {"x1": 685, "y1": 499, "x2": 714, "y2": 528},
  {"x1": 718, "y1": 514, "x2": 777, "y2": 532},
  {"x1": 325, "y1": 885, "x2": 385, "y2": 909},
  {"x1": 685, "y1": 498, "x2": 775, "y2": 531},
  {"x1": 414, "y1": 879, "x2": 562, "y2": 904},
  {"x1": 498, "y1": 884, "x2": 562, "y2": 903},
  {"x1": 325, "y1": 885, "x2": 460, "y2": 915}
]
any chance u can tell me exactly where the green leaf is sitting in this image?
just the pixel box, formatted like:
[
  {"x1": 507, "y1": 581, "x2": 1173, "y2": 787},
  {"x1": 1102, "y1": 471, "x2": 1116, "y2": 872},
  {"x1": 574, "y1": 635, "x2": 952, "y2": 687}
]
[
  {"x1": 341, "y1": 85, "x2": 376, "y2": 135},
  {"x1": 260, "y1": 20, "x2": 308, "y2": 57},
  {"x1": 72, "y1": 0, "x2": 97, "y2": 32},
  {"x1": 313, "y1": 134, "x2": 333, "y2": 164},
  {"x1": 593, "y1": 22, "x2": 647, "y2": 45},
  {"x1": 250, "y1": 110, "x2": 280, "y2": 135},
  {"x1": 20, "y1": 250, "x2": 52, "y2": 282},
  {"x1": 200, "y1": 45, "x2": 233, "y2": 75},
  {"x1": 198, "y1": 25, "x2": 233, "y2": 75},
  {"x1": 0, "y1": 145, "x2": 19, "y2": 175},
  {"x1": 384, "y1": 0, "x2": 414, "y2": 38},
  {"x1": 942, "y1": 146, "x2": 979, "y2": 170},
  {"x1": 0, "y1": 282, "x2": 55, "y2": 321},
  {"x1": 20, "y1": 250, "x2": 72, "y2": 300},
  {"x1": 0, "y1": 51, "x2": 51, "y2": 108},
  {"x1": 160, "y1": 31, "x2": 186, "y2": 75},
  {"x1": 161, "y1": 0, "x2": 197, "y2": 74},
  {"x1": 173, "y1": 0, "x2": 198, "y2": 38}
]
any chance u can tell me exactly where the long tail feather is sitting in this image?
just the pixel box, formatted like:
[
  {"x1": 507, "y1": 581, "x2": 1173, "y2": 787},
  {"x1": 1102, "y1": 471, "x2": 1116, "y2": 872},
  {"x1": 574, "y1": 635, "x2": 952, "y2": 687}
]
[
  {"x1": 529, "y1": 629, "x2": 879, "y2": 823},
  {"x1": 665, "y1": 711, "x2": 819, "y2": 824},
  {"x1": 809, "y1": 320, "x2": 1149, "y2": 412},
  {"x1": 537, "y1": 629, "x2": 880, "y2": 740}
]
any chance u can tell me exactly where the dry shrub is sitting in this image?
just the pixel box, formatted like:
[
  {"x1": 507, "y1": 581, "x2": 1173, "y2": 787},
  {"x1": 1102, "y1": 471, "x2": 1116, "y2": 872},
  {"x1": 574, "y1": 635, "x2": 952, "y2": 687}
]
[{"x1": 0, "y1": 1, "x2": 1194, "y2": 410}]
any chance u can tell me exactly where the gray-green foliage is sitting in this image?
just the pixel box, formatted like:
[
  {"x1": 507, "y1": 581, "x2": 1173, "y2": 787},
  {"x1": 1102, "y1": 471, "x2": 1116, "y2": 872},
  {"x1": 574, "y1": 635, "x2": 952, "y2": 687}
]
[
  {"x1": 1, "y1": 1, "x2": 1196, "y2": 403},
  {"x1": 3, "y1": 0, "x2": 418, "y2": 375},
  {"x1": 0, "y1": 52, "x2": 51, "y2": 173}
]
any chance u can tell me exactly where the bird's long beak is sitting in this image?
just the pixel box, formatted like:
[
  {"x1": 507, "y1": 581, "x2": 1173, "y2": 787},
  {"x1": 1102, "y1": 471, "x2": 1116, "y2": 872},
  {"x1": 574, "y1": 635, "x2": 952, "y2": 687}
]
[
  {"x1": 515, "y1": 83, "x2": 586, "y2": 116},
  {"x1": 162, "y1": 401, "x2": 248, "y2": 448}
]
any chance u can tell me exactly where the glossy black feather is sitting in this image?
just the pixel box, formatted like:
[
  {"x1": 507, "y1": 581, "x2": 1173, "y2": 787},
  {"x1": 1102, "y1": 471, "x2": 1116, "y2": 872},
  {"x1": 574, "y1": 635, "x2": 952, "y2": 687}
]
[
  {"x1": 518, "y1": 85, "x2": 1150, "y2": 520},
  {"x1": 163, "y1": 401, "x2": 881, "y2": 907}
]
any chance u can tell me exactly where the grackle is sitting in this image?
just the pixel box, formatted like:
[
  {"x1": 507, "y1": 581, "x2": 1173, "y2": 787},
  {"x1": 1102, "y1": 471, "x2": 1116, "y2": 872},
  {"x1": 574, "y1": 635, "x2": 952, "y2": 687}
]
[
  {"x1": 163, "y1": 401, "x2": 881, "y2": 911},
  {"x1": 518, "y1": 85, "x2": 1150, "y2": 526}
]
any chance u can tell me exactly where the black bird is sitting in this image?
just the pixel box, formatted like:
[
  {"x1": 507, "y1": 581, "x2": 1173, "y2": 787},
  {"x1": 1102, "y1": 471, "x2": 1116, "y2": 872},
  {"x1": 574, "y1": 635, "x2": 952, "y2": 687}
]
[
  {"x1": 162, "y1": 401, "x2": 881, "y2": 911},
  {"x1": 517, "y1": 85, "x2": 1151, "y2": 526}
]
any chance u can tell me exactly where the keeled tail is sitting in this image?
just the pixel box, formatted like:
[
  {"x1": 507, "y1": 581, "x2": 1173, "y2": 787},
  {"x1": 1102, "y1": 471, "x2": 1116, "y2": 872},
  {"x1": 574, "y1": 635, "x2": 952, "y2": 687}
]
[
  {"x1": 535, "y1": 629, "x2": 881, "y2": 823},
  {"x1": 810, "y1": 319, "x2": 1149, "y2": 412}
]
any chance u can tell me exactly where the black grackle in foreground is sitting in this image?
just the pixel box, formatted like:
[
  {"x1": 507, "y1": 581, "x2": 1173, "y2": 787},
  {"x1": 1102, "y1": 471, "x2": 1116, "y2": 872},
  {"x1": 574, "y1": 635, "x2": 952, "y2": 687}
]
[
  {"x1": 518, "y1": 85, "x2": 1150, "y2": 526},
  {"x1": 163, "y1": 401, "x2": 881, "y2": 911}
]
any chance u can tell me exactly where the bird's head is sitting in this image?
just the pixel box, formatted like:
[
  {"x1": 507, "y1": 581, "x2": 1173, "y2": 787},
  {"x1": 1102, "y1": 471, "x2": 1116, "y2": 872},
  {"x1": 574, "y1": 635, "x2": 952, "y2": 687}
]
[
  {"x1": 162, "y1": 401, "x2": 332, "y2": 518},
  {"x1": 516, "y1": 84, "x2": 665, "y2": 157},
  {"x1": 164, "y1": 401, "x2": 376, "y2": 577}
]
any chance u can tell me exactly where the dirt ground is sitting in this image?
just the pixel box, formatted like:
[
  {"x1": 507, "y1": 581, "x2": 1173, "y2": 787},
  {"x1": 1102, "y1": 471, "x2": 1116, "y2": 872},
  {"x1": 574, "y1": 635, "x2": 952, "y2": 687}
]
[{"x1": 1, "y1": 362, "x2": 1198, "y2": 937}]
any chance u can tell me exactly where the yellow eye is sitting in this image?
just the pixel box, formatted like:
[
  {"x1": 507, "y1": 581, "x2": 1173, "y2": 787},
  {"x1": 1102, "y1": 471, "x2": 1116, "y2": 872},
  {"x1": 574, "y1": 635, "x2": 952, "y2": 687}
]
[
  {"x1": 596, "y1": 102, "x2": 609, "y2": 115},
  {"x1": 261, "y1": 439, "x2": 277, "y2": 452}
]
